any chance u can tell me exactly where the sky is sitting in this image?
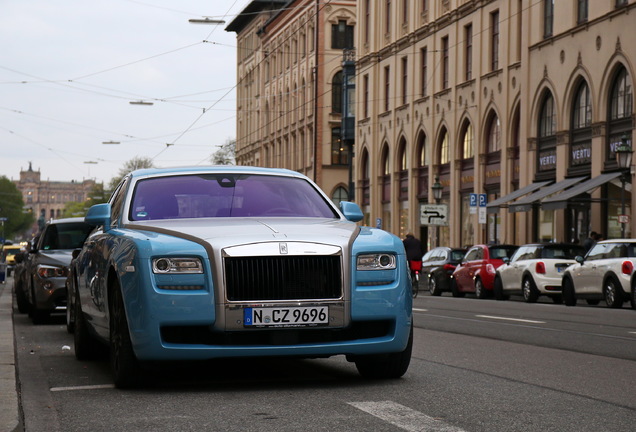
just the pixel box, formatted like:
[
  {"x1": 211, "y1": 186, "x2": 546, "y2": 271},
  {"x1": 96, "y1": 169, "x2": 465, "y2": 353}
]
[{"x1": 0, "y1": 0, "x2": 248, "y2": 185}]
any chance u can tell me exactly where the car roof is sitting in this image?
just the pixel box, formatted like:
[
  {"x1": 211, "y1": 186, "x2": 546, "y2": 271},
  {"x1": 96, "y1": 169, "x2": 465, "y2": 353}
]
[{"x1": 129, "y1": 166, "x2": 306, "y2": 180}]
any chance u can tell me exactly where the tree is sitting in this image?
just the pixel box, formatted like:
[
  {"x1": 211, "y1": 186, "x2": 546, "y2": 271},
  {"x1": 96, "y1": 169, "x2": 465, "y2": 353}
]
[
  {"x1": 108, "y1": 156, "x2": 155, "y2": 192},
  {"x1": 210, "y1": 138, "x2": 236, "y2": 165},
  {"x1": 0, "y1": 177, "x2": 35, "y2": 241}
]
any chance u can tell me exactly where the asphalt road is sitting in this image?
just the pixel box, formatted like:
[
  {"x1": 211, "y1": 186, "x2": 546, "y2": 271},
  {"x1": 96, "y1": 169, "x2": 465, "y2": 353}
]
[{"x1": 13, "y1": 292, "x2": 636, "y2": 432}]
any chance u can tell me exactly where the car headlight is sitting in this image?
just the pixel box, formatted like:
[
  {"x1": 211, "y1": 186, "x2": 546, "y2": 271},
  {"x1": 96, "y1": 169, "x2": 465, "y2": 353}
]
[
  {"x1": 152, "y1": 257, "x2": 203, "y2": 274},
  {"x1": 37, "y1": 264, "x2": 68, "y2": 278},
  {"x1": 357, "y1": 254, "x2": 397, "y2": 270}
]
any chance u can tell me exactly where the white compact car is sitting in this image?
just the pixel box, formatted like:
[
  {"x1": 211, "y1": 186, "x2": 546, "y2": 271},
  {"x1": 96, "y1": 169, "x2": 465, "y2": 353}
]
[
  {"x1": 561, "y1": 239, "x2": 636, "y2": 308},
  {"x1": 494, "y1": 243, "x2": 585, "y2": 303}
]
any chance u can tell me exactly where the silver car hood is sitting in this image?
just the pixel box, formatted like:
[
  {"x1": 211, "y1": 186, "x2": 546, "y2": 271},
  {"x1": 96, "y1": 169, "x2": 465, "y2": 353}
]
[{"x1": 126, "y1": 217, "x2": 359, "y2": 251}]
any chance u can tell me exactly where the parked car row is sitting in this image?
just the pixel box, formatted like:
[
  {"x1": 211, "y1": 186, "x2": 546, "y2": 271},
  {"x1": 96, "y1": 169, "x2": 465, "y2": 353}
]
[{"x1": 421, "y1": 239, "x2": 636, "y2": 310}]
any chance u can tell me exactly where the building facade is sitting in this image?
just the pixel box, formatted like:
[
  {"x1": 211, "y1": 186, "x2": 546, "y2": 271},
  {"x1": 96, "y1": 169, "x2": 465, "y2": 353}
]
[
  {"x1": 357, "y1": 0, "x2": 634, "y2": 248},
  {"x1": 14, "y1": 163, "x2": 96, "y2": 232},
  {"x1": 227, "y1": 0, "x2": 356, "y2": 205}
]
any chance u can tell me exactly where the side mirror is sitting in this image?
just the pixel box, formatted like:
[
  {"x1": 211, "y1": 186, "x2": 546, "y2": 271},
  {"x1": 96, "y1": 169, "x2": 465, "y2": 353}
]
[
  {"x1": 86, "y1": 203, "x2": 112, "y2": 231},
  {"x1": 575, "y1": 255, "x2": 584, "y2": 264},
  {"x1": 339, "y1": 201, "x2": 363, "y2": 223},
  {"x1": 502, "y1": 257, "x2": 510, "y2": 264}
]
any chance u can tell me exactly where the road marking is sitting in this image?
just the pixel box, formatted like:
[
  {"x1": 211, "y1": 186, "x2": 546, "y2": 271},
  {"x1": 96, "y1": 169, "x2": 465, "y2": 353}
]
[
  {"x1": 475, "y1": 315, "x2": 546, "y2": 324},
  {"x1": 413, "y1": 308, "x2": 428, "y2": 312},
  {"x1": 348, "y1": 401, "x2": 467, "y2": 432},
  {"x1": 50, "y1": 384, "x2": 115, "y2": 392}
]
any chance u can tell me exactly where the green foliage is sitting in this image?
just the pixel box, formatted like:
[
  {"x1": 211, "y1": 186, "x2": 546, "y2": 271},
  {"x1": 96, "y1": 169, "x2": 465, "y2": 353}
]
[
  {"x1": 108, "y1": 156, "x2": 155, "y2": 192},
  {"x1": 0, "y1": 177, "x2": 35, "y2": 241}
]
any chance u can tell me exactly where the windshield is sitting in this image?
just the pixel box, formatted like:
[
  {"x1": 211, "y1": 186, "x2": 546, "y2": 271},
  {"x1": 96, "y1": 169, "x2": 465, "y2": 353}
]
[{"x1": 129, "y1": 174, "x2": 340, "y2": 221}]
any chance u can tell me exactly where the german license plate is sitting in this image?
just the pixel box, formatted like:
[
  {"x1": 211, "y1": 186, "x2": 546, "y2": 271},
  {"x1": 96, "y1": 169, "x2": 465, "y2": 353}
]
[{"x1": 244, "y1": 306, "x2": 328, "y2": 327}]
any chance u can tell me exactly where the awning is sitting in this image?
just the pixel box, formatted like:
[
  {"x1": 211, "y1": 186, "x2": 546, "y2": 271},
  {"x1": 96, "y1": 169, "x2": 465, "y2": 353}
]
[
  {"x1": 486, "y1": 180, "x2": 552, "y2": 214},
  {"x1": 540, "y1": 171, "x2": 623, "y2": 210},
  {"x1": 508, "y1": 176, "x2": 588, "y2": 213}
]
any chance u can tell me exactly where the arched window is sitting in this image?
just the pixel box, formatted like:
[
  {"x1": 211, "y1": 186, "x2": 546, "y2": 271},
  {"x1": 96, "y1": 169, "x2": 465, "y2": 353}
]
[
  {"x1": 398, "y1": 137, "x2": 408, "y2": 201},
  {"x1": 361, "y1": 149, "x2": 370, "y2": 206},
  {"x1": 539, "y1": 93, "x2": 556, "y2": 138},
  {"x1": 439, "y1": 129, "x2": 450, "y2": 164},
  {"x1": 537, "y1": 91, "x2": 557, "y2": 174},
  {"x1": 332, "y1": 70, "x2": 343, "y2": 114},
  {"x1": 570, "y1": 80, "x2": 592, "y2": 171},
  {"x1": 487, "y1": 115, "x2": 501, "y2": 153},
  {"x1": 607, "y1": 66, "x2": 633, "y2": 163},
  {"x1": 417, "y1": 131, "x2": 429, "y2": 198},
  {"x1": 331, "y1": 186, "x2": 348, "y2": 206},
  {"x1": 462, "y1": 121, "x2": 474, "y2": 159},
  {"x1": 381, "y1": 144, "x2": 391, "y2": 202}
]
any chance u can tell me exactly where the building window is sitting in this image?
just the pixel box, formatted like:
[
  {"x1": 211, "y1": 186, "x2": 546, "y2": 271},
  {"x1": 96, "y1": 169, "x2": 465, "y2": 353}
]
[
  {"x1": 332, "y1": 70, "x2": 343, "y2": 114},
  {"x1": 465, "y1": 24, "x2": 473, "y2": 81},
  {"x1": 462, "y1": 122, "x2": 474, "y2": 159},
  {"x1": 384, "y1": 66, "x2": 390, "y2": 112},
  {"x1": 421, "y1": 47, "x2": 428, "y2": 97},
  {"x1": 331, "y1": 127, "x2": 348, "y2": 165},
  {"x1": 577, "y1": 0, "x2": 588, "y2": 24},
  {"x1": 401, "y1": 57, "x2": 408, "y2": 105},
  {"x1": 364, "y1": 0, "x2": 370, "y2": 44},
  {"x1": 441, "y1": 36, "x2": 449, "y2": 89},
  {"x1": 331, "y1": 20, "x2": 354, "y2": 49},
  {"x1": 385, "y1": 0, "x2": 391, "y2": 35},
  {"x1": 490, "y1": 11, "x2": 499, "y2": 71},
  {"x1": 402, "y1": 0, "x2": 409, "y2": 25},
  {"x1": 332, "y1": 187, "x2": 348, "y2": 206},
  {"x1": 539, "y1": 93, "x2": 556, "y2": 138},
  {"x1": 381, "y1": 144, "x2": 391, "y2": 203},
  {"x1": 573, "y1": 81, "x2": 591, "y2": 129},
  {"x1": 616, "y1": 0, "x2": 627, "y2": 7},
  {"x1": 440, "y1": 130, "x2": 450, "y2": 165},
  {"x1": 361, "y1": 149, "x2": 370, "y2": 206},
  {"x1": 487, "y1": 116, "x2": 501, "y2": 153},
  {"x1": 570, "y1": 81, "x2": 592, "y2": 169},
  {"x1": 544, "y1": 0, "x2": 554, "y2": 38},
  {"x1": 363, "y1": 74, "x2": 369, "y2": 118},
  {"x1": 608, "y1": 66, "x2": 633, "y2": 163}
]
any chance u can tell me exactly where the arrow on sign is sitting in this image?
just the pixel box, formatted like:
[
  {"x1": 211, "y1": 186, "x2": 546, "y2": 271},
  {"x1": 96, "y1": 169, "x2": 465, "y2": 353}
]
[{"x1": 422, "y1": 210, "x2": 446, "y2": 224}]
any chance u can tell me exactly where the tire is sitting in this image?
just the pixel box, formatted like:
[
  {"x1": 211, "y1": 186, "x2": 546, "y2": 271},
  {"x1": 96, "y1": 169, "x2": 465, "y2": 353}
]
[
  {"x1": 450, "y1": 278, "x2": 465, "y2": 298},
  {"x1": 110, "y1": 279, "x2": 142, "y2": 388},
  {"x1": 354, "y1": 324, "x2": 412, "y2": 379},
  {"x1": 586, "y1": 299, "x2": 600, "y2": 306},
  {"x1": 428, "y1": 274, "x2": 442, "y2": 296},
  {"x1": 475, "y1": 278, "x2": 487, "y2": 299},
  {"x1": 74, "y1": 290, "x2": 103, "y2": 361},
  {"x1": 493, "y1": 276, "x2": 509, "y2": 301},
  {"x1": 30, "y1": 286, "x2": 49, "y2": 324},
  {"x1": 603, "y1": 278, "x2": 624, "y2": 309},
  {"x1": 522, "y1": 277, "x2": 539, "y2": 303},
  {"x1": 562, "y1": 277, "x2": 577, "y2": 306},
  {"x1": 631, "y1": 280, "x2": 636, "y2": 310},
  {"x1": 15, "y1": 282, "x2": 30, "y2": 314},
  {"x1": 551, "y1": 295, "x2": 563, "y2": 304}
]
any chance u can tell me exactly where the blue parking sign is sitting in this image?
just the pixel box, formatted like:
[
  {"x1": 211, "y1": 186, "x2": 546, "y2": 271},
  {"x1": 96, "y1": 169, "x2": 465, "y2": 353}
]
[
  {"x1": 469, "y1": 193, "x2": 477, "y2": 207},
  {"x1": 479, "y1": 193, "x2": 487, "y2": 207}
]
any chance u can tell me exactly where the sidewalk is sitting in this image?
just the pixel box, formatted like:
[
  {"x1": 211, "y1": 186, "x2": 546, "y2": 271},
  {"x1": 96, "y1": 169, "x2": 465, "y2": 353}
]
[{"x1": 0, "y1": 278, "x2": 21, "y2": 432}]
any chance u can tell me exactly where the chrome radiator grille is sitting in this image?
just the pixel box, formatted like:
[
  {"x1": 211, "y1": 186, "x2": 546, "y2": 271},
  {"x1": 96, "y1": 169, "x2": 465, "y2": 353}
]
[{"x1": 224, "y1": 255, "x2": 342, "y2": 301}]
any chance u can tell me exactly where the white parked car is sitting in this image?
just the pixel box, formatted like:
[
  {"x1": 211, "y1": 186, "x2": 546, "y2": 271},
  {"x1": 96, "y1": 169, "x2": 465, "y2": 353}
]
[
  {"x1": 494, "y1": 243, "x2": 585, "y2": 303},
  {"x1": 561, "y1": 239, "x2": 636, "y2": 308}
]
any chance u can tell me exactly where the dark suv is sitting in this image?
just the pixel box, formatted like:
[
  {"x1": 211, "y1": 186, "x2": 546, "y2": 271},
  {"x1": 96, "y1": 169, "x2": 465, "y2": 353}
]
[{"x1": 14, "y1": 218, "x2": 93, "y2": 323}]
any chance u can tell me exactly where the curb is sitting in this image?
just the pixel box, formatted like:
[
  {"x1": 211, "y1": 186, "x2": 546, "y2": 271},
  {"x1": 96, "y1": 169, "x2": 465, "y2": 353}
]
[{"x1": 0, "y1": 280, "x2": 21, "y2": 432}]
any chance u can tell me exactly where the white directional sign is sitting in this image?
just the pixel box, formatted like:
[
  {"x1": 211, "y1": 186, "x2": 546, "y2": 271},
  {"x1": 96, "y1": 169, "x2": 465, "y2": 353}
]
[{"x1": 420, "y1": 204, "x2": 449, "y2": 226}]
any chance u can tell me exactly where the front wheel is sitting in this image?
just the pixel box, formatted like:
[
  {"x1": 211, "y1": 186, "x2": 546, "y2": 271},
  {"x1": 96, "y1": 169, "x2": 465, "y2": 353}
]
[
  {"x1": 15, "y1": 282, "x2": 30, "y2": 314},
  {"x1": 74, "y1": 291, "x2": 104, "y2": 360},
  {"x1": 450, "y1": 278, "x2": 465, "y2": 298},
  {"x1": 110, "y1": 279, "x2": 142, "y2": 388},
  {"x1": 66, "y1": 281, "x2": 75, "y2": 334},
  {"x1": 493, "y1": 276, "x2": 509, "y2": 301},
  {"x1": 604, "y1": 279, "x2": 624, "y2": 309},
  {"x1": 631, "y1": 280, "x2": 636, "y2": 310},
  {"x1": 411, "y1": 273, "x2": 419, "y2": 298},
  {"x1": 562, "y1": 277, "x2": 577, "y2": 306},
  {"x1": 475, "y1": 279, "x2": 488, "y2": 299},
  {"x1": 428, "y1": 274, "x2": 442, "y2": 296},
  {"x1": 354, "y1": 325, "x2": 412, "y2": 379},
  {"x1": 522, "y1": 277, "x2": 539, "y2": 303}
]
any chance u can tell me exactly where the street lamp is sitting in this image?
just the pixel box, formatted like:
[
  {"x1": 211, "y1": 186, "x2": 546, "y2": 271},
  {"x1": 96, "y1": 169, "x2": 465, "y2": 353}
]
[
  {"x1": 432, "y1": 177, "x2": 443, "y2": 247},
  {"x1": 615, "y1": 133, "x2": 633, "y2": 238}
]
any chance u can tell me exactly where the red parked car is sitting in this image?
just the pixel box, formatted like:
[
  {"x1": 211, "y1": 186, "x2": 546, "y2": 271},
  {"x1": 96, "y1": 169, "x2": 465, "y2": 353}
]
[{"x1": 451, "y1": 244, "x2": 518, "y2": 298}]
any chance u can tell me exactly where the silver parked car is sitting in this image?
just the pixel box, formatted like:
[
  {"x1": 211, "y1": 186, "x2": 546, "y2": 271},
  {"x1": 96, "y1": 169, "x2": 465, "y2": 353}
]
[
  {"x1": 14, "y1": 217, "x2": 93, "y2": 323},
  {"x1": 561, "y1": 239, "x2": 636, "y2": 308},
  {"x1": 494, "y1": 243, "x2": 585, "y2": 303}
]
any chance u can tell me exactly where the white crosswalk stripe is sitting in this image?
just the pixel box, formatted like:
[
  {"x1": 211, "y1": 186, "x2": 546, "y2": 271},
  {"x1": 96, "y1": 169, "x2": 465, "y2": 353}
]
[{"x1": 348, "y1": 401, "x2": 468, "y2": 432}]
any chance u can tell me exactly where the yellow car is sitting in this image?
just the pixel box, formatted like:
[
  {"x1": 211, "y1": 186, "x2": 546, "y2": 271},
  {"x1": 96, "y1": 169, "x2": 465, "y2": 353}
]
[{"x1": 2, "y1": 244, "x2": 24, "y2": 277}]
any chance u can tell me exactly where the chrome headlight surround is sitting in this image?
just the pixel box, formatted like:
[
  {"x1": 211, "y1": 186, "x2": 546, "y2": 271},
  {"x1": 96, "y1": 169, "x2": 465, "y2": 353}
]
[
  {"x1": 36, "y1": 264, "x2": 68, "y2": 278},
  {"x1": 152, "y1": 257, "x2": 203, "y2": 274},
  {"x1": 357, "y1": 253, "x2": 397, "y2": 270}
]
